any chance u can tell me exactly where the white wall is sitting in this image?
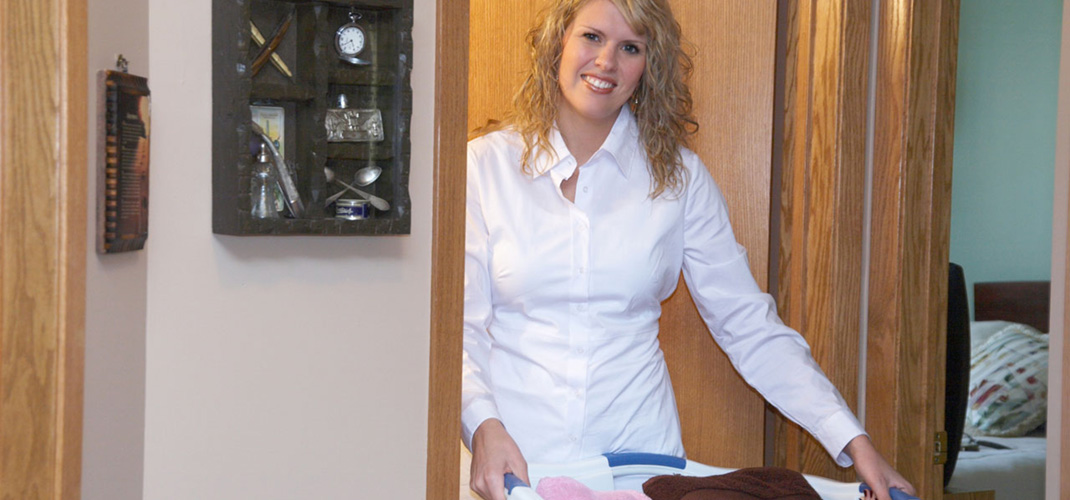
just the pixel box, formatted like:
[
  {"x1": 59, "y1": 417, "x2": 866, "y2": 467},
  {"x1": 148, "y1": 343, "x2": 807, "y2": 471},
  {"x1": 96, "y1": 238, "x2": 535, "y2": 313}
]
[
  {"x1": 140, "y1": 1, "x2": 435, "y2": 499},
  {"x1": 83, "y1": 0, "x2": 149, "y2": 498}
]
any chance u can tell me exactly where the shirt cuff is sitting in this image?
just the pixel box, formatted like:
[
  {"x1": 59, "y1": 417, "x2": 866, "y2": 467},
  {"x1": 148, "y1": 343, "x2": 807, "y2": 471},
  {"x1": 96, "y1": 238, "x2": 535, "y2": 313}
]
[
  {"x1": 813, "y1": 408, "x2": 867, "y2": 467},
  {"x1": 461, "y1": 398, "x2": 501, "y2": 452}
]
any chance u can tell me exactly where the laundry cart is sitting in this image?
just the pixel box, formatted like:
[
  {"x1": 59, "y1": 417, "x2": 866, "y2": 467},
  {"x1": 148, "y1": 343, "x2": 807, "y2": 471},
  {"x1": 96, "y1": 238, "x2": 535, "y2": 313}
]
[{"x1": 504, "y1": 453, "x2": 919, "y2": 500}]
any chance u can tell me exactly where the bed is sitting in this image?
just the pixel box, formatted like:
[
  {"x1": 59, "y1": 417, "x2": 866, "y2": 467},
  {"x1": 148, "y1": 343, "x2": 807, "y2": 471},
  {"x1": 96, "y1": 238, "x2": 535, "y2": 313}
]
[{"x1": 944, "y1": 277, "x2": 1050, "y2": 500}]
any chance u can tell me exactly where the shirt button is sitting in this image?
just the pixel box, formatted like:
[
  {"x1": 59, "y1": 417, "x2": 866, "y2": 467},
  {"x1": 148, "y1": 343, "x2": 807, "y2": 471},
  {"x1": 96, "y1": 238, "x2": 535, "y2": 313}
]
[
  {"x1": 576, "y1": 347, "x2": 585, "y2": 354},
  {"x1": 583, "y1": 186, "x2": 589, "y2": 193},
  {"x1": 577, "y1": 304, "x2": 587, "y2": 312},
  {"x1": 579, "y1": 266, "x2": 586, "y2": 274},
  {"x1": 569, "y1": 435, "x2": 578, "y2": 442},
  {"x1": 573, "y1": 389, "x2": 582, "y2": 398}
]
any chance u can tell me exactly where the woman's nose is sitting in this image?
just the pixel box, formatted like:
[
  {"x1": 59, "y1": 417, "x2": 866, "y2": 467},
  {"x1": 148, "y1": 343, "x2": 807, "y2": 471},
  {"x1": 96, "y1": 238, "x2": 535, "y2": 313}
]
[{"x1": 596, "y1": 46, "x2": 616, "y2": 70}]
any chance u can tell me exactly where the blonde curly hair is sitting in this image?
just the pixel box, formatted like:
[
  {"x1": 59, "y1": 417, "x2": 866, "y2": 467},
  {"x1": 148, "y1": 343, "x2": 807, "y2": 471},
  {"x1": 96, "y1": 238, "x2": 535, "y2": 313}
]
[{"x1": 505, "y1": 0, "x2": 698, "y2": 198}]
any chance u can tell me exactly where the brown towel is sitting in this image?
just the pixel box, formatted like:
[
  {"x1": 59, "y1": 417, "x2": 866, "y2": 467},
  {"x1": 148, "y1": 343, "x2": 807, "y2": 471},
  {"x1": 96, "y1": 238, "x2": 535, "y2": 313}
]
[{"x1": 642, "y1": 467, "x2": 822, "y2": 500}]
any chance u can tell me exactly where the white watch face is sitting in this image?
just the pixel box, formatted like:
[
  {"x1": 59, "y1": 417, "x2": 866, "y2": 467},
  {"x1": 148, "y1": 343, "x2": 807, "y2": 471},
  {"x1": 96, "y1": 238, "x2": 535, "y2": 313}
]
[{"x1": 337, "y1": 25, "x2": 365, "y2": 56}]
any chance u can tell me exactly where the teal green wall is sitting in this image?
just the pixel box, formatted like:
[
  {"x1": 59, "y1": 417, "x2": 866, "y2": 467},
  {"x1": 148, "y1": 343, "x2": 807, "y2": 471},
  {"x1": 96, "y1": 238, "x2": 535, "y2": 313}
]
[{"x1": 950, "y1": 0, "x2": 1062, "y2": 320}]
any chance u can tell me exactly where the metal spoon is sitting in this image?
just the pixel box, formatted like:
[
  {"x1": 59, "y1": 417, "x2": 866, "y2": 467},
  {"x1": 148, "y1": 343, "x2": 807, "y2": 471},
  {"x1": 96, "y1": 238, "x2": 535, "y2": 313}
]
[
  {"x1": 354, "y1": 166, "x2": 382, "y2": 186},
  {"x1": 323, "y1": 167, "x2": 390, "y2": 211},
  {"x1": 324, "y1": 166, "x2": 384, "y2": 206}
]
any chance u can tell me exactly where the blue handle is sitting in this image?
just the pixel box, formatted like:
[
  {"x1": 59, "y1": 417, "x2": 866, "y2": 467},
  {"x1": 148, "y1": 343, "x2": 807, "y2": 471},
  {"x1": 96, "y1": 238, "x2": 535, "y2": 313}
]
[
  {"x1": 504, "y1": 473, "x2": 528, "y2": 494},
  {"x1": 859, "y1": 483, "x2": 920, "y2": 500},
  {"x1": 603, "y1": 452, "x2": 687, "y2": 469}
]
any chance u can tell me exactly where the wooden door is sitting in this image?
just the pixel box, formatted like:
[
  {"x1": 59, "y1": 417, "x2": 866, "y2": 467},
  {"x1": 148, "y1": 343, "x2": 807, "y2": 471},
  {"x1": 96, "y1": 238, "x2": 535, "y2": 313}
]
[
  {"x1": 776, "y1": 1, "x2": 961, "y2": 497},
  {"x1": 0, "y1": 0, "x2": 88, "y2": 499},
  {"x1": 774, "y1": 0, "x2": 872, "y2": 482},
  {"x1": 865, "y1": 2, "x2": 960, "y2": 499},
  {"x1": 657, "y1": 1, "x2": 777, "y2": 468},
  {"x1": 468, "y1": 0, "x2": 779, "y2": 469}
]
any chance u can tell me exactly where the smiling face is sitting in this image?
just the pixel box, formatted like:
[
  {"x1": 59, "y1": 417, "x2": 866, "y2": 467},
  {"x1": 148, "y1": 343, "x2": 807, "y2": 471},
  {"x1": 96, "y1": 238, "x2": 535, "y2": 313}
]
[{"x1": 556, "y1": 0, "x2": 647, "y2": 134}]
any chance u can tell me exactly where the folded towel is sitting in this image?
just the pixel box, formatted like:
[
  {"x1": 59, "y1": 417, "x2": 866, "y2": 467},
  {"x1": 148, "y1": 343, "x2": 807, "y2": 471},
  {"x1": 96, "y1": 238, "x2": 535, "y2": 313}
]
[
  {"x1": 536, "y1": 476, "x2": 653, "y2": 500},
  {"x1": 642, "y1": 467, "x2": 821, "y2": 500}
]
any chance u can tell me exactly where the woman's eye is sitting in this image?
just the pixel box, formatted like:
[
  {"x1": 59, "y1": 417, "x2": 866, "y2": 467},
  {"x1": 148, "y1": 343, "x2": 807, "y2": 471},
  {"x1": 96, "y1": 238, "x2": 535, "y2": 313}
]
[
  {"x1": 582, "y1": 32, "x2": 600, "y2": 42},
  {"x1": 622, "y1": 44, "x2": 641, "y2": 55}
]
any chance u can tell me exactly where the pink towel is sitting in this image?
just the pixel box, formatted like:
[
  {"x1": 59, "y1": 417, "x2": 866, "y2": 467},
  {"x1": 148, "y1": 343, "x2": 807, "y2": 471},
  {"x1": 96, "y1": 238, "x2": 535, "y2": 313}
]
[{"x1": 536, "y1": 476, "x2": 652, "y2": 500}]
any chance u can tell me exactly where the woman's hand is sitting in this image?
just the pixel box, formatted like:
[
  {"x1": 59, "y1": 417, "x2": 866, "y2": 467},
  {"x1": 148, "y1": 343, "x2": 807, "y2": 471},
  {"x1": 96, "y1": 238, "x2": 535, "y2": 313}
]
[
  {"x1": 845, "y1": 435, "x2": 916, "y2": 500},
  {"x1": 470, "y1": 419, "x2": 529, "y2": 500}
]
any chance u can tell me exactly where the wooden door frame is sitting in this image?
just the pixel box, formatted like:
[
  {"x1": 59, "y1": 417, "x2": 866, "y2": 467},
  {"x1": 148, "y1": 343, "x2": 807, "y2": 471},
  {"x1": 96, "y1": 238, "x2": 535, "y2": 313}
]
[
  {"x1": 425, "y1": 0, "x2": 467, "y2": 498},
  {"x1": 427, "y1": 1, "x2": 1070, "y2": 499},
  {"x1": 0, "y1": 0, "x2": 88, "y2": 499},
  {"x1": 1054, "y1": 141, "x2": 1069, "y2": 500},
  {"x1": 1050, "y1": 1, "x2": 1070, "y2": 496}
]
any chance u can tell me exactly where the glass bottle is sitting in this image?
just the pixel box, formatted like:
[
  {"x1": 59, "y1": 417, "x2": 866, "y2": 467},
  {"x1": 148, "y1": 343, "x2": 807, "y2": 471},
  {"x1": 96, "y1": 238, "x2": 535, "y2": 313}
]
[{"x1": 250, "y1": 142, "x2": 280, "y2": 219}]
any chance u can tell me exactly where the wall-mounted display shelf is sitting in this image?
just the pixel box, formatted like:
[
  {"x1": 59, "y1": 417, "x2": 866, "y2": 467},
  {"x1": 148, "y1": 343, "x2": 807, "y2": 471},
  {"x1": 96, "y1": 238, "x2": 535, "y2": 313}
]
[{"x1": 212, "y1": 0, "x2": 413, "y2": 235}]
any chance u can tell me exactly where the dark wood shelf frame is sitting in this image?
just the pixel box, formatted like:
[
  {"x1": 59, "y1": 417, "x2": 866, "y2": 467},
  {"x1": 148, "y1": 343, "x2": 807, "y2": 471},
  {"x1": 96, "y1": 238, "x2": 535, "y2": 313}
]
[{"x1": 212, "y1": 0, "x2": 413, "y2": 235}]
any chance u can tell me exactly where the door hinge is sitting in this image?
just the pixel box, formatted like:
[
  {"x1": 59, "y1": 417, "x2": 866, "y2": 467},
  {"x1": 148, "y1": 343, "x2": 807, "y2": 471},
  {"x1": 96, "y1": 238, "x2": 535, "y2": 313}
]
[{"x1": 934, "y1": 430, "x2": 948, "y2": 465}]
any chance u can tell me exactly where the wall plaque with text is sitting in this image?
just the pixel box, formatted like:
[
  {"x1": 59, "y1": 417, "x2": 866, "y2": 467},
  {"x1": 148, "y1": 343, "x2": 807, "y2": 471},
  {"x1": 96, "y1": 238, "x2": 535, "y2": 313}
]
[{"x1": 96, "y1": 70, "x2": 150, "y2": 253}]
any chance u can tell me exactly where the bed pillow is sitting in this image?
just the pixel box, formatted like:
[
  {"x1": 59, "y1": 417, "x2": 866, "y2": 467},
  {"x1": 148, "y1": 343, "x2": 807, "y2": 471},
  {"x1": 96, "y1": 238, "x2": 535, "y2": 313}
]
[
  {"x1": 965, "y1": 323, "x2": 1049, "y2": 437},
  {"x1": 969, "y1": 320, "x2": 1015, "y2": 352}
]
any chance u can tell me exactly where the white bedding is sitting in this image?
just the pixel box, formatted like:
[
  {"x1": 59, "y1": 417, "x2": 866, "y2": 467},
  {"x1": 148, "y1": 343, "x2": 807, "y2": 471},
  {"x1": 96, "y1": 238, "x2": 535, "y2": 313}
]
[
  {"x1": 946, "y1": 435, "x2": 1046, "y2": 500},
  {"x1": 945, "y1": 321, "x2": 1049, "y2": 499}
]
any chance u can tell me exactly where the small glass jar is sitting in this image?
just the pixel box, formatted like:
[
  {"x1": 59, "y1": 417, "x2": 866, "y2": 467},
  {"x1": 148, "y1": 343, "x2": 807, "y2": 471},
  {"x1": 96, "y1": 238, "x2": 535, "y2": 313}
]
[{"x1": 250, "y1": 143, "x2": 280, "y2": 219}]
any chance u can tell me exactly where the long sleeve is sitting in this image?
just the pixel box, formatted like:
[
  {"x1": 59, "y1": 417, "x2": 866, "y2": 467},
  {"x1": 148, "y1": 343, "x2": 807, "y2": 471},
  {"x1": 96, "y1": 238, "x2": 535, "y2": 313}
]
[
  {"x1": 679, "y1": 153, "x2": 865, "y2": 466},
  {"x1": 461, "y1": 144, "x2": 502, "y2": 451}
]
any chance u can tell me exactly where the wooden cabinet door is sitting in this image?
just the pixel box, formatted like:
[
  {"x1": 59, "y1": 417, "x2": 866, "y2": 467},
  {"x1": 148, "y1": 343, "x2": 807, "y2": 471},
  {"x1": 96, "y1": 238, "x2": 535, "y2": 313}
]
[{"x1": 468, "y1": 0, "x2": 779, "y2": 469}]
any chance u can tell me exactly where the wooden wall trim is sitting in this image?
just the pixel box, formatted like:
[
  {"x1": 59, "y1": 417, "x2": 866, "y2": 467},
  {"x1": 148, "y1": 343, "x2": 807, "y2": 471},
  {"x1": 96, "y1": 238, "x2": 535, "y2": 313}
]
[
  {"x1": 866, "y1": 1, "x2": 958, "y2": 498},
  {"x1": 426, "y1": 0, "x2": 467, "y2": 498},
  {"x1": 59, "y1": 0, "x2": 89, "y2": 496},
  {"x1": 775, "y1": 0, "x2": 871, "y2": 482},
  {"x1": 1063, "y1": 235, "x2": 1069, "y2": 500},
  {"x1": 1059, "y1": 83, "x2": 1070, "y2": 498},
  {"x1": 0, "y1": 0, "x2": 88, "y2": 498},
  {"x1": 1058, "y1": 226, "x2": 1069, "y2": 500}
]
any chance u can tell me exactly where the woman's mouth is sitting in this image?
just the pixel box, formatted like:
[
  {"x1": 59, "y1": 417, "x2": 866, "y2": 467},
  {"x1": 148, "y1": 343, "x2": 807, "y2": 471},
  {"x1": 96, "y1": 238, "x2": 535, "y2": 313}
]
[{"x1": 582, "y1": 75, "x2": 616, "y2": 92}]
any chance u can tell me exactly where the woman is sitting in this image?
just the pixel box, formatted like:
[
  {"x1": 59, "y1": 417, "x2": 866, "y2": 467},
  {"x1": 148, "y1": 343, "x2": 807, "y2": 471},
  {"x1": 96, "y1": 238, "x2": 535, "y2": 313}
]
[{"x1": 463, "y1": 1, "x2": 914, "y2": 499}]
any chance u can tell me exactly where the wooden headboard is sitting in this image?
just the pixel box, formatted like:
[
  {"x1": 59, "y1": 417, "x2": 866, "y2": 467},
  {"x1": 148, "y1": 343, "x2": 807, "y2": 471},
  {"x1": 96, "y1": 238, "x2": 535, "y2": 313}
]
[{"x1": 973, "y1": 280, "x2": 1052, "y2": 332}]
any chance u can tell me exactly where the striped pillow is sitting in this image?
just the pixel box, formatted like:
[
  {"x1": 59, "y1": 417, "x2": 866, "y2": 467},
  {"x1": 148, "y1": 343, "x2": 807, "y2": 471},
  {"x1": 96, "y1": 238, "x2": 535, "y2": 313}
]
[{"x1": 965, "y1": 323, "x2": 1048, "y2": 437}]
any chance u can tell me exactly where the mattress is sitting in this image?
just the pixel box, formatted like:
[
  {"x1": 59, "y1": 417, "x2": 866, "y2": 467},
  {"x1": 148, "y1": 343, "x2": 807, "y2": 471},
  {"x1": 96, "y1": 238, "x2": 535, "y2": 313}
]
[{"x1": 946, "y1": 435, "x2": 1046, "y2": 500}]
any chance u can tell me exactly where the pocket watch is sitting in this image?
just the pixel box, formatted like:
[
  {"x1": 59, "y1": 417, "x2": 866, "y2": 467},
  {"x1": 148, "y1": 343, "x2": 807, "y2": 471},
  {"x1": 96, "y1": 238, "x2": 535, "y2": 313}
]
[{"x1": 335, "y1": 11, "x2": 370, "y2": 65}]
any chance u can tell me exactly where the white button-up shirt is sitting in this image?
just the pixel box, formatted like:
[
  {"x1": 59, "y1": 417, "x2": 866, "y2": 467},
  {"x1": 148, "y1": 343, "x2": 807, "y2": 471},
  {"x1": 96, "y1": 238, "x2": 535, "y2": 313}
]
[{"x1": 462, "y1": 108, "x2": 864, "y2": 466}]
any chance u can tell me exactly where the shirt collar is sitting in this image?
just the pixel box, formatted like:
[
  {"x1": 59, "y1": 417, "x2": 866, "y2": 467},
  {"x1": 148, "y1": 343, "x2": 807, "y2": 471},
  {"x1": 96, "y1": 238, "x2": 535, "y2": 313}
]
[{"x1": 532, "y1": 107, "x2": 639, "y2": 180}]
